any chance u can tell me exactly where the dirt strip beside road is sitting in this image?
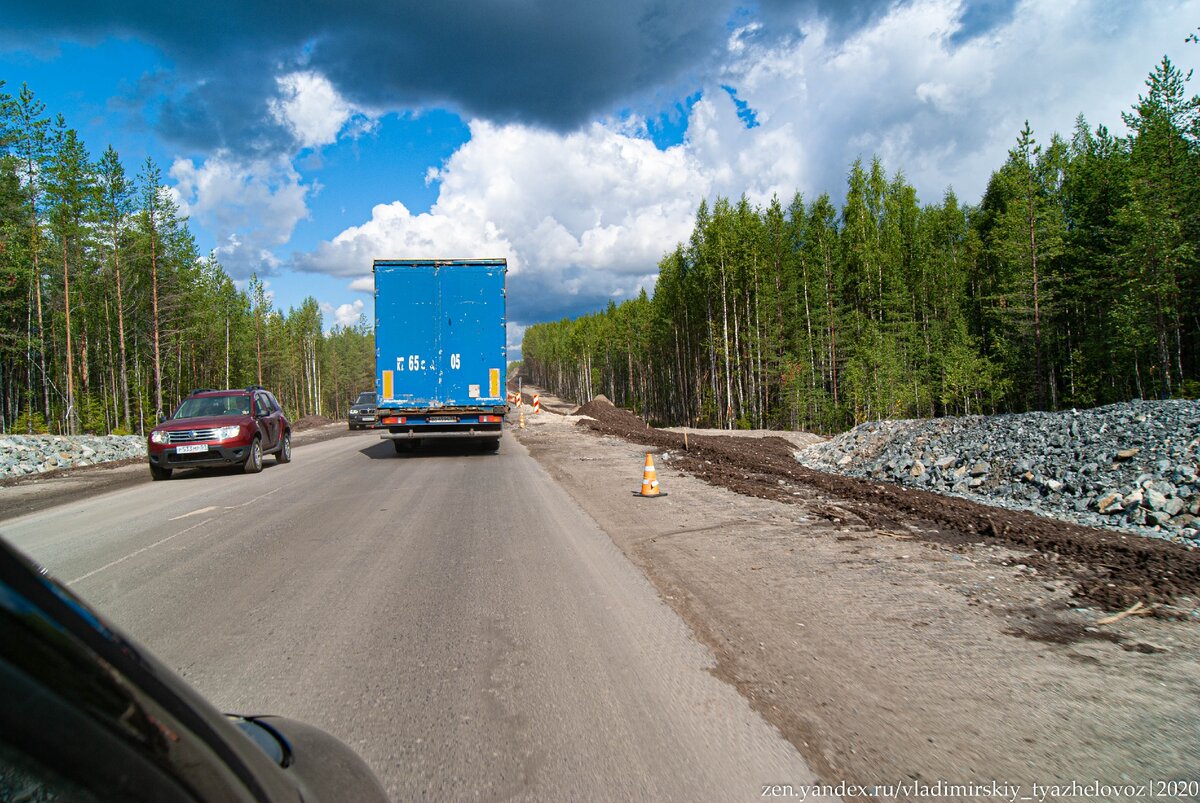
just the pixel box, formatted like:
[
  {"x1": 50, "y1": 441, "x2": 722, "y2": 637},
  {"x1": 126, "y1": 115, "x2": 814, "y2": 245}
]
[
  {"x1": 513, "y1": 398, "x2": 1200, "y2": 798},
  {"x1": 574, "y1": 397, "x2": 1200, "y2": 613}
]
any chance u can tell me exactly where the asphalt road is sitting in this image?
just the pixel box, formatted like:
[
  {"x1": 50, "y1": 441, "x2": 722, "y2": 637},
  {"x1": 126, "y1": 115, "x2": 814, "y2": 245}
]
[{"x1": 0, "y1": 430, "x2": 823, "y2": 800}]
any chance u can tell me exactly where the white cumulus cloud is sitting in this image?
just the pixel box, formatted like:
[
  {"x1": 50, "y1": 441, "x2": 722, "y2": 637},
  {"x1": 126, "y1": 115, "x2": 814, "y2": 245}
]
[
  {"x1": 172, "y1": 153, "x2": 312, "y2": 278},
  {"x1": 719, "y1": 0, "x2": 1198, "y2": 202},
  {"x1": 269, "y1": 71, "x2": 374, "y2": 150},
  {"x1": 320, "y1": 298, "x2": 366, "y2": 329},
  {"x1": 297, "y1": 119, "x2": 709, "y2": 321}
]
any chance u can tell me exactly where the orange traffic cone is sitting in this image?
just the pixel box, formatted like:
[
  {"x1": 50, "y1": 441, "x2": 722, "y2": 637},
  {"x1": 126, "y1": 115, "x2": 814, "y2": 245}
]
[{"x1": 635, "y1": 452, "x2": 667, "y2": 498}]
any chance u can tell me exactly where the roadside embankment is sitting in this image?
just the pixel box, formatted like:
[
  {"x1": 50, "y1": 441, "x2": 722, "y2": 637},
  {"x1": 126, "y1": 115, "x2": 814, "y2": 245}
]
[
  {"x1": 0, "y1": 434, "x2": 145, "y2": 479},
  {"x1": 795, "y1": 400, "x2": 1200, "y2": 546}
]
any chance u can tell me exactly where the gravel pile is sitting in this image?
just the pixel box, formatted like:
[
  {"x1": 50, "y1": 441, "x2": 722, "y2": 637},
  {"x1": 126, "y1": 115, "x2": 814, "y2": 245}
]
[
  {"x1": 795, "y1": 400, "x2": 1200, "y2": 545},
  {"x1": 0, "y1": 434, "x2": 146, "y2": 479}
]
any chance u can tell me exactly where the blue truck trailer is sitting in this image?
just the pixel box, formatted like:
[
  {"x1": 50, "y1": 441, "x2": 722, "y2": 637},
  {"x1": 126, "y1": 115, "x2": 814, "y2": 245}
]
[{"x1": 373, "y1": 258, "x2": 508, "y2": 452}]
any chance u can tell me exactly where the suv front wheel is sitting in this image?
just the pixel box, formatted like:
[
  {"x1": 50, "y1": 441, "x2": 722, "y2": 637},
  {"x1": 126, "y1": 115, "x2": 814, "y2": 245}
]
[
  {"x1": 243, "y1": 438, "x2": 263, "y2": 474},
  {"x1": 150, "y1": 464, "x2": 173, "y2": 481}
]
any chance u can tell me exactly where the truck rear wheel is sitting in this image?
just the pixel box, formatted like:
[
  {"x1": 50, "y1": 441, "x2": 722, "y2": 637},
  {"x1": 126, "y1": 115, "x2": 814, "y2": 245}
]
[
  {"x1": 392, "y1": 439, "x2": 412, "y2": 454},
  {"x1": 481, "y1": 438, "x2": 500, "y2": 453}
]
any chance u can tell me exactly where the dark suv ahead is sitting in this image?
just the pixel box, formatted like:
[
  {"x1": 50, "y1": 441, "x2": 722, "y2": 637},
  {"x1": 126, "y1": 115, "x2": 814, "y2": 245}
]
[
  {"x1": 147, "y1": 387, "x2": 292, "y2": 480},
  {"x1": 348, "y1": 391, "x2": 377, "y2": 430}
]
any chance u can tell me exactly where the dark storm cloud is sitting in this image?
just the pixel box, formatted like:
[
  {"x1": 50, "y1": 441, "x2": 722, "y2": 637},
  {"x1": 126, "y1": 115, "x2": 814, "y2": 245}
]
[
  {"x1": 311, "y1": 1, "x2": 731, "y2": 128},
  {"x1": 754, "y1": 0, "x2": 893, "y2": 37},
  {"x1": 126, "y1": 72, "x2": 278, "y2": 155},
  {"x1": 2, "y1": 0, "x2": 732, "y2": 150},
  {"x1": 950, "y1": 0, "x2": 1019, "y2": 43},
  {"x1": 753, "y1": 0, "x2": 1017, "y2": 41},
  {"x1": 507, "y1": 270, "x2": 636, "y2": 328},
  {"x1": 2, "y1": 0, "x2": 1017, "y2": 151}
]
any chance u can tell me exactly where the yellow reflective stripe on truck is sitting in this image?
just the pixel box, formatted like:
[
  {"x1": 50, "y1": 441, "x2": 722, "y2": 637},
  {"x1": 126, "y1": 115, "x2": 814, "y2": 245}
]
[
  {"x1": 489, "y1": 368, "x2": 500, "y2": 399},
  {"x1": 383, "y1": 370, "x2": 393, "y2": 400}
]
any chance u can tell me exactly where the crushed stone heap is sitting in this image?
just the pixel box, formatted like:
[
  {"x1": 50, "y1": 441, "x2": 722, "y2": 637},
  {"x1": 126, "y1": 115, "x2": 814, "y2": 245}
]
[
  {"x1": 0, "y1": 434, "x2": 146, "y2": 479},
  {"x1": 796, "y1": 400, "x2": 1200, "y2": 546}
]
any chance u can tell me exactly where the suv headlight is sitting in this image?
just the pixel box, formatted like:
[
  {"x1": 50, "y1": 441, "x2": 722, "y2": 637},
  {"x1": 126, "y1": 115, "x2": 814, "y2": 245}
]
[
  {"x1": 150, "y1": 430, "x2": 168, "y2": 444},
  {"x1": 216, "y1": 425, "x2": 242, "y2": 441}
]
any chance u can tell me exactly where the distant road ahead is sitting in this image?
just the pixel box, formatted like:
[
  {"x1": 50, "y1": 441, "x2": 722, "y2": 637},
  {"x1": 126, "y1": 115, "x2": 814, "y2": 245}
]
[{"x1": 2, "y1": 431, "x2": 822, "y2": 800}]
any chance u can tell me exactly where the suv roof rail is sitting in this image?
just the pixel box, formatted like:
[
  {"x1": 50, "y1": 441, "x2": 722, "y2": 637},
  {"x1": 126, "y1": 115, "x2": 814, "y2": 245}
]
[
  {"x1": 245, "y1": 385, "x2": 267, "y2": 392},
  {"x1": 189, "y1": 388, "x2": 217, "y2": 396}
]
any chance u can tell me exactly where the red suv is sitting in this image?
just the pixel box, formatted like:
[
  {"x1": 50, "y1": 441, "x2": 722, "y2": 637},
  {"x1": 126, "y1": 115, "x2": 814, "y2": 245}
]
[{"x1": 147, "y1": 386, "x2": 292, "y2": 480}]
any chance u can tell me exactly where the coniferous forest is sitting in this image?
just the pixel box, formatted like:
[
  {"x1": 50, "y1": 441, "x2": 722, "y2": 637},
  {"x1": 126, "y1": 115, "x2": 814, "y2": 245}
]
[
  {"x1": 0, "y1": 81, "x2": 375, "y2": 435},
  {"x1": 4, "y1": 57, "x2": 1199, "y2": 437},
  {"x1": 523, "y1": 58, "x2": 1200, "y2": 432}
]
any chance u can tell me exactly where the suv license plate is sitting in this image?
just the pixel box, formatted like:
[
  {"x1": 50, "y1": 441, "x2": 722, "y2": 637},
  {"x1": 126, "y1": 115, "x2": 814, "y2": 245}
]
[{"x1": 176, "y1": 444, "x2": 209, "y2": 454}]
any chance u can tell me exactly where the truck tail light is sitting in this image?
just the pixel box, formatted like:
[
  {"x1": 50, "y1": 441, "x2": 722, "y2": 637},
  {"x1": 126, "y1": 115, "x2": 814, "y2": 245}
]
[
  {"x1": 383, "y1": 416, "x2": 405, "y2": 424},
  {"x1": 479, "y1": 415, "x2": 500, "y2": 423}
]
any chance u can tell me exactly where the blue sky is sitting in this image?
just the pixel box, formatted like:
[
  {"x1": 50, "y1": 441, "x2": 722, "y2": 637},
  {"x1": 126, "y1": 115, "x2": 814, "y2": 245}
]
[{"x1": 2, "y1": 1, "x2": 1198, "y2": 352}]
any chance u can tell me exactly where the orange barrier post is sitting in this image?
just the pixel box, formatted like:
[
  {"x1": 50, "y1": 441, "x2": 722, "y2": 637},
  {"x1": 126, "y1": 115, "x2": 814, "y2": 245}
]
[
  {"x1": 533, "y1": 393, "x2": 541, "y2": 414},
  {"x1": 635, "y1": 453, "x2": 667, "y2": 498}
]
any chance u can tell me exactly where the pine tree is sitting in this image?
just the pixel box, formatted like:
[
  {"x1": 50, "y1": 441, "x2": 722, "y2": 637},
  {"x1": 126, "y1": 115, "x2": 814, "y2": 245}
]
[
  {"x1": 12, "y1": 85, "x2": 50, "y2": 426},
  {"x1": 1119, "y1": 56, "x2": 1200, "y2": 397},
  {"x1": 249, "y1": 273, "x2": 269, "y2": 385},
  {"x1": 46, "y1": 120, "x2": 95, "y2": 433},
  {"x1": 97, "y1": 146, "x2": 133, "y2": 430},
  {"x1": 980, "y1": 122, "x2": 1066, "y2": 409},
  {"x1": 137, "y1": 158, "x2": 166, "y2": 420}
]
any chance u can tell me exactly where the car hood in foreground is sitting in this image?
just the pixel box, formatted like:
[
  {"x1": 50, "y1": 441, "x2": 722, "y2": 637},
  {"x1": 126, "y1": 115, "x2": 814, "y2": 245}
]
[{"x1": 0, "y1": 536, "x2": 388, "y2": 802}]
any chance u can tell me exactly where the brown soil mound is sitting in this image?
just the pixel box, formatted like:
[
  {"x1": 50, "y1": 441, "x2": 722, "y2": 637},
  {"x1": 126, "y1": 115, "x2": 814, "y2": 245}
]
[
  {"x1": 291, "y1": 415, "x2": 334, "y2": 431},
  {"x1": 575, "y1": 397, "x2": 1200, "y2": 611}
]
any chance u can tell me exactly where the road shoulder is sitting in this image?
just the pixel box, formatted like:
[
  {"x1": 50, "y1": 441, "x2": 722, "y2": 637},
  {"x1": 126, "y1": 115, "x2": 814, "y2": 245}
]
[{"x1": 513, "y1": 404, "x2": 1200, "y2": 794}]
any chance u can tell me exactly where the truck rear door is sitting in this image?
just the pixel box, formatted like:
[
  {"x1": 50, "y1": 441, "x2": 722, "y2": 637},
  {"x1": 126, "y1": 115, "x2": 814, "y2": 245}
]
[
  {"x1": 439, "y1": 263, "x2": 505, "y2": 406},
  {"x1": 377, "y1": 263, "x2": 440, "y2": 406}
]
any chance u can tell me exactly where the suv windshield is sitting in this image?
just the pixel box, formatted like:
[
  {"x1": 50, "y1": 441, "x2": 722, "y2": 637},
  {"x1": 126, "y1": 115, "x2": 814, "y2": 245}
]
[
  {"x1": 355, "y1": 393, "x2": 376, "y2": 405},
  {"x1": 173, "y1": 394, "x2": 251, "y2": 419}
]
